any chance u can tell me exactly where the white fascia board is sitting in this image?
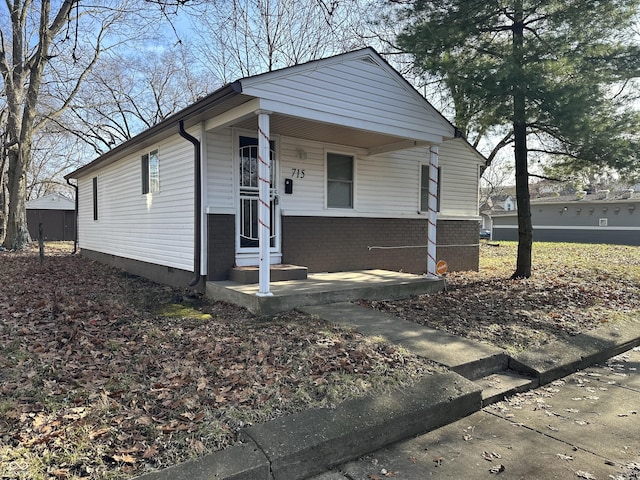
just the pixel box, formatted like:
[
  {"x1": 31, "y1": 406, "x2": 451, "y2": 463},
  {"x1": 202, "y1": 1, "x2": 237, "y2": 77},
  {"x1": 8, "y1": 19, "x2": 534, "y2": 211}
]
[
  {"x1": 367, "y1": 140, "x2": 431, "y2": 156},
  {"x1": 259, "y1": 98, "x2": 443, "y2": 144},
  {"x1": 205, "y1": 98, "x2": 261, "y2": 131},
  {"x1": 437, "y1": 214, "x2": 482, "y2": 221}
]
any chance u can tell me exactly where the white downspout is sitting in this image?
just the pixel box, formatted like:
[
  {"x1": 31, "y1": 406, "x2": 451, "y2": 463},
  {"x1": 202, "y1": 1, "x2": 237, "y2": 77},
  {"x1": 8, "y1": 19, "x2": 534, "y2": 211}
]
[
  {"x1": 256, "y1": 110, "x2": 273, "y2": 297},
  {"x1": 427, "y1": 145, "x2": 439, "y2": 276},
  {"x1": 200, "y1": 122, "x2": 208, "y2": 278}
]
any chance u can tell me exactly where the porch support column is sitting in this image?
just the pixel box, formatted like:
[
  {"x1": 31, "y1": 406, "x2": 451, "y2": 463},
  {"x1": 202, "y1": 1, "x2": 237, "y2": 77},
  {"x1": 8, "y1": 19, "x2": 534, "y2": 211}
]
[
  {"x1": 427, "y1": 145, "x2": 439, "y2": 276},
  {"x1": 256, "y1": 110, "x2": 273, "y2": 297}
]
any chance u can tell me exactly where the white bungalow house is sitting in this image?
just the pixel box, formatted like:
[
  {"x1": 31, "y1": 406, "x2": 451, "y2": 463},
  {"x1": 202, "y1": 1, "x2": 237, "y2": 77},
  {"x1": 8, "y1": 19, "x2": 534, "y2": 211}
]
[{"x1": 65, "y1": 48, "x2": 486, "y2": 292}]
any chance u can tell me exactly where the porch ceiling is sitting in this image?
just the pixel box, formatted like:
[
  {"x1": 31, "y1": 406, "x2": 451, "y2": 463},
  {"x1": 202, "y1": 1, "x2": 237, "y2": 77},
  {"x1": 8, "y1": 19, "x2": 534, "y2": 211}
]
[{"x1": 232, "y1": 113, "x2": 421, "y2": 152}]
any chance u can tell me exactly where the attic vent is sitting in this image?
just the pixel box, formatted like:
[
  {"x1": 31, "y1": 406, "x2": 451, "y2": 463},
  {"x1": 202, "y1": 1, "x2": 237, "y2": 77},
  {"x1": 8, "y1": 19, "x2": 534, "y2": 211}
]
[{"x1": 360, "y1": 56, "x2": 378, "y2": 65}]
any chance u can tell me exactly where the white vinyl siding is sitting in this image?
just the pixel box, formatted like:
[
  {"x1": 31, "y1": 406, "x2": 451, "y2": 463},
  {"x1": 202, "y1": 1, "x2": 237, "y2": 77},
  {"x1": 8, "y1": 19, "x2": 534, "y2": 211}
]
[
  {"x1": 276, "y1": 136, "x2": 482, "y2": 219},
  {"x1": 206, "y1": 128, "x2": 235, "y2": 213},
  {"x1": 77, "y1": 132, "x2": 196, "y2": 271},
  {"x1": 278, "y1": 138, "x2": 326, "y2": 212},
  {"x1": 241, "y1": 54, "x2": 453, "y2": 143},
  {"x1": 356, "y1": 149, "x2": 422, "y2": 214},
  {"x1": 278, "y1": 136, "x2": 424, "y2": 217},
  {"x1": 437, "y1": 138, "x2": 484, "y2": 217}
]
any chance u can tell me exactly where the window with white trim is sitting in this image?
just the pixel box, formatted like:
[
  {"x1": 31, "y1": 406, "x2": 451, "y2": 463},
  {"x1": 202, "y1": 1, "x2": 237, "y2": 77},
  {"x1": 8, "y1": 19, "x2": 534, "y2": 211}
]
[
  {"x1": 420, "y1": 164, "x2": 441, "y2": 212},
  {"x1": 327, "y1": 152, "x2": 353, "y2": 208},
  {"x1": 92, "y1": 177, "x2": 98, "y2": 221},
  {"x1": 141, "y1": 149, "x2": 159, "y2": 194}
]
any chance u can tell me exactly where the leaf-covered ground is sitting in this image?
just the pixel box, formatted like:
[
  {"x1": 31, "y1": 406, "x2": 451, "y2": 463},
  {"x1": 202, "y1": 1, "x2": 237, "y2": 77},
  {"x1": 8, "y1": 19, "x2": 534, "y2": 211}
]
[
  {"x1": 2, "y1": 242, "x2": 638, "y2": 479},
  {"x1": 0, "y1": 244, "x2": 438, "y2": 480},
  {"x1": 362, "y1": 242, "x2": 640, "y2": 353}
]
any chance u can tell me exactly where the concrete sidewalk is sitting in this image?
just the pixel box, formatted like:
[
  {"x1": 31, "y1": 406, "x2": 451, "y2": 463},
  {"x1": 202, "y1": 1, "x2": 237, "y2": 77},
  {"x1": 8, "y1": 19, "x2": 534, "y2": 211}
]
[
  {"x1": 134, "y1": 304, "x2": 640, "y2": 480},
  {"x1": 327, "y1": 347, "x2": 640, "y2": 479}
]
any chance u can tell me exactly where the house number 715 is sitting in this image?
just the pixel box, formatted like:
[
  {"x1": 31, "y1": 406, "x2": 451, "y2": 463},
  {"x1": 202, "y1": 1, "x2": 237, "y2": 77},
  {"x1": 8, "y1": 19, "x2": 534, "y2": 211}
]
[{"x1": 291, "y1": 168, "x2": 305, "y2": 178}]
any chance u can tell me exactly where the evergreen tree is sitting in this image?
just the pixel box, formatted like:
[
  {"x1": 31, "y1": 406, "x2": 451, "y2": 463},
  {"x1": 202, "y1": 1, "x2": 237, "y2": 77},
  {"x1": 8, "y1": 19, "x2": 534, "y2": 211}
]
[{"x1": 395, "y1": 0, "x2": 640, "y2": 278}]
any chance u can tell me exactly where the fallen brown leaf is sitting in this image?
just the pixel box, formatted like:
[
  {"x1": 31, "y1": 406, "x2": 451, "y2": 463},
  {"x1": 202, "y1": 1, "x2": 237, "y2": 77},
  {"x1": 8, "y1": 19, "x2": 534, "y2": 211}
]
[{"x1": 112, "y1": 453, "x2": 137, "y2": 464}]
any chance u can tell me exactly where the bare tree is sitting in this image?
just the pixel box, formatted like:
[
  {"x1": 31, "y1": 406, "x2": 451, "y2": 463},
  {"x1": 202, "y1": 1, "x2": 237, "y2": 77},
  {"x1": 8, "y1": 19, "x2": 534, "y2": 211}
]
[
  {"x1": 480, "y1": 156, "x2": 514, "y2": 207},
  {"x1": 26, "y1": 128, "x2": 87, "y2": 200},
  {"x1": 185, "y1": 0, "x2": 368, "y2": 82},
  {"x1": 0, "y1": 107, "x2": 8, "y2": 242},
  {"x1": 0, "y1": 0, "x2": 160, "y2": 249},
  {"x1": 51, "y1": 44, "x2": 217, "y2": 156}
]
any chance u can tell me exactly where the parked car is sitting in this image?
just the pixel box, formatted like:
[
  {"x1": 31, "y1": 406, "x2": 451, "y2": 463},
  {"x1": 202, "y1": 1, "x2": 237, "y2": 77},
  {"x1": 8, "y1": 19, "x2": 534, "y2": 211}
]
[{"x1": 480, "y1": 229, "x2": 491, "y2": 239}]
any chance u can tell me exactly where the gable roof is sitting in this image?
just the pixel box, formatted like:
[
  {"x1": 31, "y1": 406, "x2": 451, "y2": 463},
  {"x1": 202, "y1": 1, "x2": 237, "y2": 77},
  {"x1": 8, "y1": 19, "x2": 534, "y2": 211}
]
[
  {"x1": 66, "y1": 47, "x2": 459, "y2": 180},
  {"x1": 26, "y1": 193, "x2": 75, "y2": 210},
  {"x1": 238, "y1": 48, "x2": 456, "y2": 140}
]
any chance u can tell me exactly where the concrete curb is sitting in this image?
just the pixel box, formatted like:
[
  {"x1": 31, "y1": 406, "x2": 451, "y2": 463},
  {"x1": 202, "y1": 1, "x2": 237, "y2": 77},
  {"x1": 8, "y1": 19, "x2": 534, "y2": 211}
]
[
  {"x1": 133, "y1": 372, "x2": 481, "y2": 480},
  {"x1": 133, "y1": 441, "x2": 271, "y2": 480},
  {"x1": 510, "y1": 316, "x2": 640, "y2": 385},
  {"x1": 242, "y1": 372, "x2": 481, "y2": 480},
  {"x1": 132, "y1": 314, "x2": 640, "y2": 480}
]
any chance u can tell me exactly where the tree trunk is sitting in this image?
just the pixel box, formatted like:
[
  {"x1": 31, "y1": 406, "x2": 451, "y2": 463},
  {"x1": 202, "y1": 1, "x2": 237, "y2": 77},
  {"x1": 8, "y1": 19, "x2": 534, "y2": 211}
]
[
  {"x1": 3, "y1": 147, "x2": 31, "y2": 250},
  {"x1": 0, "y1": 0, "x2": 74, "y2": 250},
  {"x1": 511, "y1": 1, "x2": 532, "y2": 278},
  {"x1": 0, "y1": 144, "x2": 8, "y2": 245}
]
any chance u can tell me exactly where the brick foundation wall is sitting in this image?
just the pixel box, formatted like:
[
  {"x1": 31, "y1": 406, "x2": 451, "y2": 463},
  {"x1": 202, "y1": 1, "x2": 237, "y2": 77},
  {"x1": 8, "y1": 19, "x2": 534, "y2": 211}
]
[
  {"x1": 281, "y1": 216, "x2": 478, "y2": 274},
  {"x1": 205, "y1": 215, "x2": 480, "y2": 280},
  {"x1": 436, "y1": 220, "x2": 480, "y2": 272},
  {"x1": 282, "y1": 216, "x2": 428, "y2": 274},
  {"x1": 207, "y1": 214, "x2": 235, "y2": 280}
]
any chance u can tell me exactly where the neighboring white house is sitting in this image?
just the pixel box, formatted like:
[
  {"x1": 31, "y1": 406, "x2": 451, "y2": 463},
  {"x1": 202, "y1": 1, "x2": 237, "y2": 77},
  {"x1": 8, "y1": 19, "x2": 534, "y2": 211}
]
[{"x1": 65, "y1": 48, "x2": 486, "y2": 289}]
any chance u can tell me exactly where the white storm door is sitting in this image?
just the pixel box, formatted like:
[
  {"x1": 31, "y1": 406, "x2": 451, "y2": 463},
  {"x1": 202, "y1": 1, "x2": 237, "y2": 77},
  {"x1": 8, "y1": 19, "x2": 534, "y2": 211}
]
[{"x1": 236, "y1": 135, "x2": 281, "y2": 265}]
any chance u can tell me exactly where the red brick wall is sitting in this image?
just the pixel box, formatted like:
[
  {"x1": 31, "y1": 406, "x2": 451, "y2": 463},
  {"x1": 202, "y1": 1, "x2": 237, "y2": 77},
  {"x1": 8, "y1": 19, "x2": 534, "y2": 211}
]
[
  {"x1": 206, "y1": 215, "x2": 480, "y2": 280},
  {"x1": 282, "y1": 216, "x2": 479, "y2": 274},
  {"x1": 436, "y1": 220, "x2": 480, "y2": 272}
]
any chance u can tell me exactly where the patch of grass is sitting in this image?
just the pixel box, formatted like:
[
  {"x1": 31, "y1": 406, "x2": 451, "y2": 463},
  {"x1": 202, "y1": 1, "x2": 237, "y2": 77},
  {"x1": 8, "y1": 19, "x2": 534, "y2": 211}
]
[{"x1": 156, "y1": 303, "x2": 213, "y2": 321}]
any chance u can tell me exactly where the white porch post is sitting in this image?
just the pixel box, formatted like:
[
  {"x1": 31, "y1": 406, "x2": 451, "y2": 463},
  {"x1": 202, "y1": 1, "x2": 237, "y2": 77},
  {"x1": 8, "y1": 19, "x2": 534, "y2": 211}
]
[
  {"x1": 256, "y1": 110, "x2": 273, "y2": 296},
  {"x1": 427, "y1": 145, "x2": 439, "y2": 276}
]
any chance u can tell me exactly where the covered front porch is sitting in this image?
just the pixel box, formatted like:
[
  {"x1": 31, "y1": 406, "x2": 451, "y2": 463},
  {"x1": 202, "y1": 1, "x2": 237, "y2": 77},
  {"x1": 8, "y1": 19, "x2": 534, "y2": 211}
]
[{"x1": 206, "y1": 269, "x2": 445, "y2": 316}]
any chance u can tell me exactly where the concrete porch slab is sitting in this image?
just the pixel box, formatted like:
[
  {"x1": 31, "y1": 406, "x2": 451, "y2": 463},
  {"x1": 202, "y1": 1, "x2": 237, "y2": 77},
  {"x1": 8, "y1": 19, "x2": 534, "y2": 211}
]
[
  {"x1": 206, "y1": 269, "x2": 445, "y2": 316},
  {"x1": 229, "y1": 264, "x2": 308, "y2": 284}
]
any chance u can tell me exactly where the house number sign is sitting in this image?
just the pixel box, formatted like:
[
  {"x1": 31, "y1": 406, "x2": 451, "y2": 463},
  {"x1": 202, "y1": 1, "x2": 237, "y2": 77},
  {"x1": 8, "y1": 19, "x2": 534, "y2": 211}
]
[{"x1": 291, "y1": 168, "x2": 306, "y2": 178}]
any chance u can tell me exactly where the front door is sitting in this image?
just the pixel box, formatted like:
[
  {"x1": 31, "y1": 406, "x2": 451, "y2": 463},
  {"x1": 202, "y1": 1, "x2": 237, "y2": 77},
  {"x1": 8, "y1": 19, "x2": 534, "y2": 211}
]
[{"x1": 236, "y1": 135, "x2": 281, "y2": 266}]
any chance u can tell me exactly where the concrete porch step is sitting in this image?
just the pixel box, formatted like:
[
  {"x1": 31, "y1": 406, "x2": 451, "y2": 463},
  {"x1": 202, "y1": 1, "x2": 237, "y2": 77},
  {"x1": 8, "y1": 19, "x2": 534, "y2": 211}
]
[{"x1": 229, "y1": 264, "x2": 308, "y2": 284}]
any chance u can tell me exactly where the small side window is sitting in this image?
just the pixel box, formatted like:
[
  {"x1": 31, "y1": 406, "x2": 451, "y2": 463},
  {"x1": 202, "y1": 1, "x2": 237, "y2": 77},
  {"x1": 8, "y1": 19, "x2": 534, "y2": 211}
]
[
  {"x1": 92, "y1": 177, "x2": 98, "y2": 221},
  {"x1": 420, "y1": 164, "x2": 441, "y2": 213},
  {"x1": 142, "y1": 149, "x2": 159, "y2": 194}
]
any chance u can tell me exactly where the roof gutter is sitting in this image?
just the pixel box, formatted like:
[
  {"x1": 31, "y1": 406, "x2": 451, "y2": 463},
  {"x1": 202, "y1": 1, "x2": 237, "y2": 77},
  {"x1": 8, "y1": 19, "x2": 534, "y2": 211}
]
[
  {"x1": 64, "y1": 81, "x2": 242, "y2": 181},
  {"x1": 179, "y1": 120, "x2": 203, "y2": 288}
]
